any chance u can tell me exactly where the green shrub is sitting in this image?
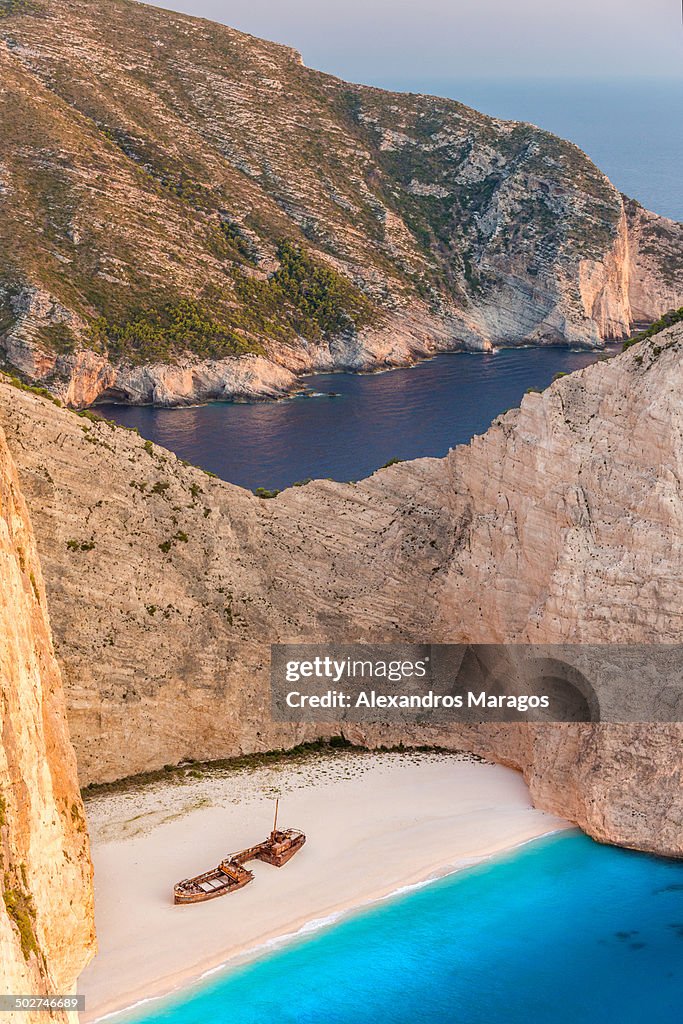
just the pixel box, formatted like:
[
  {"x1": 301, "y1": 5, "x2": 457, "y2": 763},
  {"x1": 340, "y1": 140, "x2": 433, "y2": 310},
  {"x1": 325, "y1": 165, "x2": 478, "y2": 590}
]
[
  {"x1": 623, "y1": 307, "x2": 683, "y2": 351},
  {"x1": 88, "y1": 298, "x2": 264, "y2": 364},
  {"x1": 3, "y1": 886, "x2": 40, "y2": 962},
  {"x1": 66, "y1": 539, "x2": 95, "y2": 552},
  {"x1": 233, "y1": 240, "x2": 375, "y2": 343},
  {"x1": 212, "y1": 220, "x2": 257, "y2": 264},
  {"x1": 2, "y1": 374, "x2": 62, "y2": 406},
  {"x1": 329, "y1": 733, "x2": 352, "y2": 748}
]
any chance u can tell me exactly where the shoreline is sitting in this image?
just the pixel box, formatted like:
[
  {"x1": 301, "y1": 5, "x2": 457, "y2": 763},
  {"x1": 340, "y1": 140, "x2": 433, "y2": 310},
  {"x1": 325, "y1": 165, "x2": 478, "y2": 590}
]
[
  {"x1": 79, "y1": 752, "x2": 571, "y2": 1023},
  {"x1": 92, "y1": 827, "x2": 571, "y2": 1024},
  {"x1": 92, "y1": 340, "x2": 621, "y2": 414}
]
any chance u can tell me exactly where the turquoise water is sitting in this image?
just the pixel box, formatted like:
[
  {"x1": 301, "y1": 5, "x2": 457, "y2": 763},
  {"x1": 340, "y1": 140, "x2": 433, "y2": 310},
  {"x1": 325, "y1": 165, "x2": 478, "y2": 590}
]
[{"x1": 123, "y1": 833, "x2": 683, "y2": 1024}]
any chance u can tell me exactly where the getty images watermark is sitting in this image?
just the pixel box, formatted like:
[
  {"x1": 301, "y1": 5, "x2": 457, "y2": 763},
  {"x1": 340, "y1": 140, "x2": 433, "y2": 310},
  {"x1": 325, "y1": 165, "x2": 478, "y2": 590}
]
[{"x1": 271, "y1": 644, "x2": 683, "y2": 724}]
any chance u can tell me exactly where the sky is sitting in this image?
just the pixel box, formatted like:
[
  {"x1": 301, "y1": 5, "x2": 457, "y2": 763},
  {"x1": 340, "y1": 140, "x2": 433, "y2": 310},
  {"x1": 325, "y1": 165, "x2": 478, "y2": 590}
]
[
  {"x1": 142, "y1": 0, "x2": 682, "y2": 84},
  {"x1": 139, "y1": 1, "x2": 682, "y2": 219}
]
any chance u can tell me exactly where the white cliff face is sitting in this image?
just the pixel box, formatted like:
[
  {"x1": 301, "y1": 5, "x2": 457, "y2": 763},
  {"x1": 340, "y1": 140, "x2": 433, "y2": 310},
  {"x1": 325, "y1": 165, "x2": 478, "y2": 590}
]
[
  {"x1": 432, "y1": 333, "x2": 683, "y2": 644},
  {"x1": 0, "y1": 426, "x2": 95, "y2": 1021},
  {"x1": 626, "y1": 200, "x2": 683, "y2": 323},
  {"x1": 409, "y1": 324, "x2": 683, "y2": 854},
  {"x1": 63, "y1": 351, "x2": 300, "y2": 408},
  {"x1": 579, "y1": 209, "x2": 632, "y2": 339},
  {"x1": 0, "y1": 324, "x2": 682, "y2": 856}
]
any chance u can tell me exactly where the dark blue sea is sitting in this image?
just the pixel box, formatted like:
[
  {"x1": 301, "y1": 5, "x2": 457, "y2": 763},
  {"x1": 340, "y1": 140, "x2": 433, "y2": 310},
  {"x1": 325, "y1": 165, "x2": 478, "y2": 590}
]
[
  {"x1": 97, "y1": 77, "x2": 681, "y2": 490},
  {"x1": 120, "y1": 832, "x2": 683, "y2": 1024},
  {"x1": 98, "y1": 346, "x2": 620, "y2": 491}
]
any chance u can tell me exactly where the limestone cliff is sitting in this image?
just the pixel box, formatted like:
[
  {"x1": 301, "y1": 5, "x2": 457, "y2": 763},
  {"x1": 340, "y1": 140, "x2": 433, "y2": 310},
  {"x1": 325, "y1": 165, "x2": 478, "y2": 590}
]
[
  {"x1": 0, "y1": 425, "x2": 95, "y2": 1020},
  {"x1": 0, "y1": 324, "x2": 681, "y2": 856},
  {"x1": 0, "y1": 0, "x2": 681, "y2": 406}
]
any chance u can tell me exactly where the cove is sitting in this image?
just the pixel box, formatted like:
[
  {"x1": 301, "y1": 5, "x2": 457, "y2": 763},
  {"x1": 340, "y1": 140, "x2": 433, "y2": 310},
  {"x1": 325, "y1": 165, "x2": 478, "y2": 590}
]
[
  {"x1": 97, "y1": 346, "x2": 620, "y2": 491},
  {"x1": 119, "y1": 831, "x2": 683, "y2": 1024}
]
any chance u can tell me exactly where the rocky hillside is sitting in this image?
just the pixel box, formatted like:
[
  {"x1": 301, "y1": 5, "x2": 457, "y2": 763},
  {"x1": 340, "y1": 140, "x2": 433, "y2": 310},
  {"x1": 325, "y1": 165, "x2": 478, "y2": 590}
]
[
  {"x1": 0, "y1": 0, "x2": 681, "y2": 406},
  {"x1": 1, "y1": 323, "x2": 681, "y2": 855},
  {"x1": 0, "y1": 424, "x2": 95, "y2": 1019}
]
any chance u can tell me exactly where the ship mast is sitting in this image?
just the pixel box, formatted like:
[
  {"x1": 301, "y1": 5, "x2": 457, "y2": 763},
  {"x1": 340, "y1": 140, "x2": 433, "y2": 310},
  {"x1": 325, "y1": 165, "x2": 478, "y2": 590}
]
[{"x1": 272, "y1": 797, "x2": 279, "y2": 836}]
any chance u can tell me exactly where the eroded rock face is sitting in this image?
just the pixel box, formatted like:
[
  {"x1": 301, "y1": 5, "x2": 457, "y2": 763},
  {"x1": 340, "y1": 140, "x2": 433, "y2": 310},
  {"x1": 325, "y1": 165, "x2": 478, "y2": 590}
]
[
  {"x1": 0, "y1": 427, "x2": 95, "y2": 1020},
  {"x1": 462, "y1": 723, "x2": 682, "y2": 857},
  {"x1": 0, "y1": 0, "x2": 681, "y2": 406},
  {"x1": 65, "y1": 352, "x2": 300, "y2": 409},
  {"x1": 626, "y1": 200, "x2": 683, "y2": 324},
  {"x1": 0, "y1": 326, "x2": 681, "y2": 856}
]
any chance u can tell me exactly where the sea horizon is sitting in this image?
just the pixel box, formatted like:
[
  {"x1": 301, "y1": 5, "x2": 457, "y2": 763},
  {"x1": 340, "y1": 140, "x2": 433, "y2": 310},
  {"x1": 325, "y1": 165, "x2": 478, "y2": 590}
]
[{"x1": 358, "y1": 76, "x2": 683, "y2": 223}]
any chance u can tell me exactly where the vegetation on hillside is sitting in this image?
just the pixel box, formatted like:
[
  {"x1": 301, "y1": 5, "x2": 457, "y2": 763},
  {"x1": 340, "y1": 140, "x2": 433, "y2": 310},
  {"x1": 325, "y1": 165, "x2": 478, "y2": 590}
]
[
  {"x1": 234, "y1": 241, "x2": 376, "y2": 343},
  {"x1": 2, "y1": 372, "x2": 63, "y2": 406},
  {"x1": 3, "y1": 883, "x2": 41, "y2": 962},
  {"x1": 88, "y1": 299, "x2": 263, "y2": 364},
  {"x1": 0, "y1": 0, "x2": 37, "y2": 17},
  {"x1": 623, "y1": 308, "x2": 683, "y2": 351},
  {"x1": 88, "y1": 243, "x2": 376, "y2": 364}
]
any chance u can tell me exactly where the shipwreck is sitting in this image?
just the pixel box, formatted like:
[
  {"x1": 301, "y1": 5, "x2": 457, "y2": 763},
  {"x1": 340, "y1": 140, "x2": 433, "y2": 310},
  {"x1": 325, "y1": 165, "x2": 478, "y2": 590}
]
[{"x1": 174, "y1": 800, "x2": 306, "y2": 905}]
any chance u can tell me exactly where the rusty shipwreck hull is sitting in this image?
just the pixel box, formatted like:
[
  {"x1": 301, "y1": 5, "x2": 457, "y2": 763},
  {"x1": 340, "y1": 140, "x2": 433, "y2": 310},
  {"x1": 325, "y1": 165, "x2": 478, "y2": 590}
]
[{"x1": 174, "y1": 827, "x2": 306, "y2": 905}]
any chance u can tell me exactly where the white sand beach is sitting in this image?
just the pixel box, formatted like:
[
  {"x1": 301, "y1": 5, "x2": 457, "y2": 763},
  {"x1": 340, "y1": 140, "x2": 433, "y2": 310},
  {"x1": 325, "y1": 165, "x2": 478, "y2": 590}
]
[{"x1": 79, "y1": 751, "x2": 571, "y2": 1022}]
